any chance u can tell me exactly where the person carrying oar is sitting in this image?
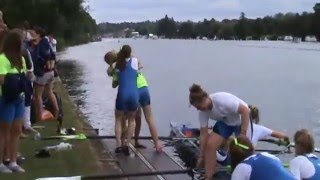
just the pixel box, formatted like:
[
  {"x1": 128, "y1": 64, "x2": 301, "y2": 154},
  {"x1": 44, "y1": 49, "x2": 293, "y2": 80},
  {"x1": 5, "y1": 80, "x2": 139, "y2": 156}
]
[
  {"x1": 230, "y1": 136, "x2": 296, "y2": 180},
  {"x1": 188, "y1": 84, "x2": 251, "y2": 179},
  {"x1": 289, "y1": 129, "x2": 320, "y2": 180}
]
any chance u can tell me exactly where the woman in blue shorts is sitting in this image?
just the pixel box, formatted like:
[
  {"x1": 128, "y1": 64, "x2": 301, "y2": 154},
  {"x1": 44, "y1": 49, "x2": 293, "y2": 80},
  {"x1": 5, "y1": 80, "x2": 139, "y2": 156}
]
[
  {"x1": 114, "y1": 45, "x2": 139, "y2": 156},
  {"x1": 0, "y1": 29, "x2": 30, "y2": 173}
]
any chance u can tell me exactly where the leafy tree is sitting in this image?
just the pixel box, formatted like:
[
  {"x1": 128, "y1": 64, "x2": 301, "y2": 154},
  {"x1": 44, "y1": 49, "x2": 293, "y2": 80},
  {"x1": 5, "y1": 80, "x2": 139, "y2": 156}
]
[
  {"x1": 98, "y1": 3, "x2": 320, "y2": 42},
  {"x1": 0, "y1": 0, "x2": 98, "y2": 48}
]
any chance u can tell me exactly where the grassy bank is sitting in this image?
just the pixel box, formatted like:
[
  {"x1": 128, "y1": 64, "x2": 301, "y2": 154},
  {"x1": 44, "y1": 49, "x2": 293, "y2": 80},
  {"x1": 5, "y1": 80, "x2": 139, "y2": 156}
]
[{"x1": 3, "y1": 79, "x2": 121, "y2": 180}]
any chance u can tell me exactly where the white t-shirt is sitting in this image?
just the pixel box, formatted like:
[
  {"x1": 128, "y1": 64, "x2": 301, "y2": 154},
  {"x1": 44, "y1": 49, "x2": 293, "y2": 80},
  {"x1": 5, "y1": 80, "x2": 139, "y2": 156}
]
[
  {"x1": 128, "y1": 57, "x2": 139, "y2": 70},
  {"x1": 231, "y1": 152, "x2": 281, "y2": 180},
  {"x1": 290, "y1": 154, "x2": 318, "y2": 179},
  {"x1": 114, "y1": 58, "x2": 139, "y2": 72},
  {"x1": 247, "y1": 124, "x2": 273, "y2": 147},
  {"x1": 199, "y1": 92, "x2": 248, "y2": 127}
]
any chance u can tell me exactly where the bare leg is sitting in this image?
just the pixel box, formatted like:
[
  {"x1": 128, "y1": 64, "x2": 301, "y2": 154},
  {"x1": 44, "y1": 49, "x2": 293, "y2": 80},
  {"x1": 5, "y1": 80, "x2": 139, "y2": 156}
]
[
  {"x1": 115, "y1": 110, "x2": 124, "y2": 151},
  {"x1": 122, "y1": 111, "x2": 136, "y2": 156},
  {"x1": 9, "y1": 119, "x2": 23, "y2": 164},
  {"x1": 45, "y1": 82, "x2": 59, "y2": 132},
  {"x1": 23, "y1": 106, "x2": 38, "y2": 135},
  {"x1": 34, "y1": 84, "x2": 45, "y2": 123},
  {"x1": 120, "y1": 113, "x2": 127, "y2": 147},
  {"x1": 205, "y1": 133, "x2": 225, "y2": 180},
  {"x1": 0, "y1": 122, "x2": 10, "y2": 163},
  {"x1": 134, "y1": 108, "x2": 145, "y2": 148},
  {"x1": 142, "y1": 105, "x2": 163, "y2": 151},
  {"x1": 0, "y1": 122, "x2": 11, "y2": 173}
]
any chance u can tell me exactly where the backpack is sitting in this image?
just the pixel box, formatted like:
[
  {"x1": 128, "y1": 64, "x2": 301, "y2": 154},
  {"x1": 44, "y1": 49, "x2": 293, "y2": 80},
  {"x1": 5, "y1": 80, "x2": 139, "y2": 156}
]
[{"x1": 2, "y1": 73, "x2": 27, "y2": 103}]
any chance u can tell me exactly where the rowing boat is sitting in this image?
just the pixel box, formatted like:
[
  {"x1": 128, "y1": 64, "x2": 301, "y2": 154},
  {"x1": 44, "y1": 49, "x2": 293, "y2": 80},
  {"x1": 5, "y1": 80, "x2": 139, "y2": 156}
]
[
  {"x1": 169, "y1": 122, "x2": 232, "y2": 180},
  {"x1": 169, "y1": 122, "x2": 200, "y2": 168}
]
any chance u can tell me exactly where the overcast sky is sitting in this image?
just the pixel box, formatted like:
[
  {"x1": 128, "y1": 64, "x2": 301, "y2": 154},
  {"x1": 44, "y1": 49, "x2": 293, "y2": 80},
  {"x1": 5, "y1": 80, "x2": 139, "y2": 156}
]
[{"x1": 86, "y1": 0, "x2": 318, "y2": 23}]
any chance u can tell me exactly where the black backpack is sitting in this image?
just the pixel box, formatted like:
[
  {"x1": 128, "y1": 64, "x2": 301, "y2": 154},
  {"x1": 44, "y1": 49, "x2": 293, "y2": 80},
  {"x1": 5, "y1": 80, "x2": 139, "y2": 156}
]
[{"x1": 2, "y1": 73, "x2": 27, "y2": 103}]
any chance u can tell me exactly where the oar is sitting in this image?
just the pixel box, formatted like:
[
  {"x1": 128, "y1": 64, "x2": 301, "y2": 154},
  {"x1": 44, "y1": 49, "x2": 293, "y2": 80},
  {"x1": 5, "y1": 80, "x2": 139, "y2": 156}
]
[
  {"x1": 38, "y1": 134, "x2": 199, "y2": 141},
  {"x1": 35, "y1": 168, "x2": 198, "y2": 180},
  {"x1": 35, "y1": 167, "x2": 232, "y2": 180},
  {"x1": 259, "y1": 139, "x2": 290, "y2": 146},
  {"x1": 254, "y1": 149, "x2": 291, "y2": 154},
  {"x1": 260, "y1": 139, "x2": 320, "y2": 153}
]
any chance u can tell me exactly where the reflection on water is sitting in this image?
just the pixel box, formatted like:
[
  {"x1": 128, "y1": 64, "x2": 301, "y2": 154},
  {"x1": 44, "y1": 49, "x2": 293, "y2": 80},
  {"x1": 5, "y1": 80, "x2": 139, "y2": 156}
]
[
  {"x1": 56, "y1": 60, "x2": 87, "y2": 114},
  {"x1": 57, "y1": 42, "x2": 118, "y2": 134},
  {"x1": 57, "y1": 59, "x2": 116, "y2": 133}
]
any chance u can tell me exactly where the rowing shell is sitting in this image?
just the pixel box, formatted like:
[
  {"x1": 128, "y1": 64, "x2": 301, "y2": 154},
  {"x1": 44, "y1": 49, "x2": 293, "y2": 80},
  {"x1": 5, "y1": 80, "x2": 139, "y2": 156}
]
[{"x1": 169, "y1": 122, "x2": 231, "y2": 180}]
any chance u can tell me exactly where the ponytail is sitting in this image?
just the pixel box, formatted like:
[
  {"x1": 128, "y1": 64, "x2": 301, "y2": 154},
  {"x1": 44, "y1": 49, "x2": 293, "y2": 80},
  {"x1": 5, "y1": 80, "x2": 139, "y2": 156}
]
[
  {"x1": 116, "y1": 45, "x2": 131, "y2": 71},
  {"x1": 249, "y1": 105, "x2": 260, "y2": 124},
  {"x1": 189, "y1": 84, "x2": 208, "y2": 105}
]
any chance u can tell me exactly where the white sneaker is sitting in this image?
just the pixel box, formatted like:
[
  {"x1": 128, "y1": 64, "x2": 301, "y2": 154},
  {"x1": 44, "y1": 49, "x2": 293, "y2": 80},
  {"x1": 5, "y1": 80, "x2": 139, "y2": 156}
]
[
  {"x1": 8, "y1": 164, "x2": 25, "y2": 173},
  {"x1": 0, "y1": 164, "x2": 12, "y2": 173},
  {"x1": 216, "y1": 150, "x2": 227, "y2": 162}
]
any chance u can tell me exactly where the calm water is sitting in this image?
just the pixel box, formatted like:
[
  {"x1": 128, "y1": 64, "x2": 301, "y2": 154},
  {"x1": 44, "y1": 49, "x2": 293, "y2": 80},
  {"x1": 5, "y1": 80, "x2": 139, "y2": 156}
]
[{"x1": 57, "y1": 39, "x2": 320, "y2": 149}]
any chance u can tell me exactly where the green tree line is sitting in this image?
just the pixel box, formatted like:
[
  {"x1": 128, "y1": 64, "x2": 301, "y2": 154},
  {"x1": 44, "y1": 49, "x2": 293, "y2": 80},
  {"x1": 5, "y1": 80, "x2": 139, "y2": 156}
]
[
  {"x1": 99, "y1": 3, "x2": 320, "y2": 41},
  {"x1": 0, "y1": 0, "x2": 98, "y2": 49}
]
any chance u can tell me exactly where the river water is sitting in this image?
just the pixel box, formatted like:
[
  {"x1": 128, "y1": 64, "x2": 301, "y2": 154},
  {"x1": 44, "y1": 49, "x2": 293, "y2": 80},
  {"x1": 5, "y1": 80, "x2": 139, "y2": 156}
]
[{"x1": 57, "y1": 39, "x2": 320, "y2": 150}]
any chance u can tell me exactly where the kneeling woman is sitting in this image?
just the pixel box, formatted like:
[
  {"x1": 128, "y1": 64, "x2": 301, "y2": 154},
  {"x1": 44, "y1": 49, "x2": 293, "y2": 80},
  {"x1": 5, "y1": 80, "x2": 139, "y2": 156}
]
[
  {"x1": 230, "y1": 136, "x2": 295, "y2": 180},
  {"x1": 290, "y1": 129, "x2": 320, "y2": 180}
]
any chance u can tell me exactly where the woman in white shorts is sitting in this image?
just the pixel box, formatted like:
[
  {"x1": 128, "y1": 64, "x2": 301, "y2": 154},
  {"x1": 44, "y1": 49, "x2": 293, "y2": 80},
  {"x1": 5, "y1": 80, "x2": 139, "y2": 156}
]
[{"x1": 30, "y1": 26, "x2": 59, "y2": 132}]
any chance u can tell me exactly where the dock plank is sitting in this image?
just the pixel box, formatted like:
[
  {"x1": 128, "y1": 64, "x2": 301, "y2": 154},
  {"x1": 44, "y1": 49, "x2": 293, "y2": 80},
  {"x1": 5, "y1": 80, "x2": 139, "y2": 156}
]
[
  {"x1": 133, "y1": 140, "x2": 193, "y2": 180},
  {"x1": 102, "y1": 139, "x2": 159, "y2": 180}
]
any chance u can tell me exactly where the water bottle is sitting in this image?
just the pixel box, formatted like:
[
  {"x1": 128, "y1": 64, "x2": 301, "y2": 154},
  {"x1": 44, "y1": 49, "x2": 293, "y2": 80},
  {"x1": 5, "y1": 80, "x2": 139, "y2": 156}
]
[
  {"x1": 45, "y1": 142, "x2": 73, "y2": 151},
  {"x1": 55, "y1": 142, "x2": 73, "y2": 151},
  {"x1": 34, "y1": 132, "x2": 41, "y2": 140},
  {"x1": 181, "y1": 125, "x2": 188, "y2": 134}
]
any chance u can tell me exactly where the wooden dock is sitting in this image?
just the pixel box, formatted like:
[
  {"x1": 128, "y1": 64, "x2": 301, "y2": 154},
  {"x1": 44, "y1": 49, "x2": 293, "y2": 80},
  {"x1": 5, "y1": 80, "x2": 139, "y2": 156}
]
[{"x1": 102, "y1": 139, "x2": 192, "y2": 180}]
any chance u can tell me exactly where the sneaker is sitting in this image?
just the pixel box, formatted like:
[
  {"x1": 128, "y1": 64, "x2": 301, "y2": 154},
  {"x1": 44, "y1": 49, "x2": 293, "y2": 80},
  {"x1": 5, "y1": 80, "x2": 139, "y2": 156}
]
[
  {"x1": 8, "y1": 164, "x2": 25, "y2": 173},
  {"x1": 216, "y1": 149, "x2": 227, "y2": 162},
  {"x1": 216, "y1": 150, "x2": 231, "y2": 166},
  {"x1": 0, "y1": 164, "x2": 12, "y2": 173}
]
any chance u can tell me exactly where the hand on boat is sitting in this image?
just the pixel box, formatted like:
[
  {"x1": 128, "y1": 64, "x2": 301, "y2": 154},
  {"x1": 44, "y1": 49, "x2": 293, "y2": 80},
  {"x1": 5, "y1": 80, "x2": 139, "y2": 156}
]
[
  {"x1": 282, "y1": 136, "x2": 290, "y2": 146},
  {"x1": 155, "y1": 142, "x2": 165, "y2": 153}
]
